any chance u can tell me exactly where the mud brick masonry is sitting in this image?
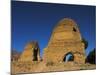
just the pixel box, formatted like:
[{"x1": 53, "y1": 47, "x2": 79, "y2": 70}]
[
  {"x1": 18, "y1": 18, "x2": 85, "y2": 64},
  {"x1": 12, "y1": 18, "x2": 94, "y2": 74},
  {"x1": 43, "y1": 18, "x2": 85, "y2": 64}
]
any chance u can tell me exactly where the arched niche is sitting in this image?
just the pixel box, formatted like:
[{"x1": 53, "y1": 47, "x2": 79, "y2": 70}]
[{"x1": 63, "y1": 52, "x2": 74, "y2": 62}]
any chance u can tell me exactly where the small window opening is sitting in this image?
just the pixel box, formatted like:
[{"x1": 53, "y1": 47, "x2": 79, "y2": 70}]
[{"x1": 73, "y1": 27, "x2": 77, "y2": 32}]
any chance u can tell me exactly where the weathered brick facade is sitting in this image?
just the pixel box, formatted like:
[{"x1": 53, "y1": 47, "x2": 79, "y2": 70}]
[
  {"x1": 18, "y1": 41, "x2": 41, "y2": 62},
  {"x1": 11, "y1": 18, "x2": 89, "y2": 74},
  {"x1": 43, "y1": 18, "x2": 85, "y2": 64}
]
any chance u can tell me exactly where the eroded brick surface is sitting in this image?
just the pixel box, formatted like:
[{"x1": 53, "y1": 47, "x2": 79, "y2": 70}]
[{"x1": 11, "y1": 18, "x2": 95, "y2": 74}]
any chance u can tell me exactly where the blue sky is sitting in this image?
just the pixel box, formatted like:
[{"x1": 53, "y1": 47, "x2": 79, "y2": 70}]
[{"x1": 12, "y1": 1, "x2": 96, "y2": 57}]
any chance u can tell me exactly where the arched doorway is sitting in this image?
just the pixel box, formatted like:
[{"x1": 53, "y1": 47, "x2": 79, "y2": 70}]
[
  {"x1": 63, "y1": 52, "x2": 74, "y2": 62},
  {"x1": 33, "y1": 47, "x2": 38, "y2": 61}
]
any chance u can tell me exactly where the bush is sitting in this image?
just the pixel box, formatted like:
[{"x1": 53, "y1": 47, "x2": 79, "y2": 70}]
[
  {"x1": 85, "y1": 48, "x2": 96, "y2": 64},
  {"x1": 46, "y1": 61, "x2": 54, "y2": 66},
  {"x1": 81, "y1": 38, "x2": 88, "y2": 49}
]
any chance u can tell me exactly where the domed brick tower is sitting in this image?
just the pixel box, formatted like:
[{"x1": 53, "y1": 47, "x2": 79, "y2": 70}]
[{"x1": 43, "y1": 18, "x2": 85, "y2": 64}]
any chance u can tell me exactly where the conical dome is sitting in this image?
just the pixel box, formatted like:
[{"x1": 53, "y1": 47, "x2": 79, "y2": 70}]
[
  {"x1": 50, "y1": 18, "x2": 82, "y2": 43},
  {"x1": 43, "y1": 18, "x2": 85, "y2": 64}
]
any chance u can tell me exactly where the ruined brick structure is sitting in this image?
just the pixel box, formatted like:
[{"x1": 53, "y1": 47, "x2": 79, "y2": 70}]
[
  {"x1": 18, "y1": 41, "x2": 41, "y2": 62},
  {"x1": 11, "y1": 18, "x2": 95, "y2": 75},
  {"x1": 43, "y1": 18, "x2": 85, "y2": 64}
]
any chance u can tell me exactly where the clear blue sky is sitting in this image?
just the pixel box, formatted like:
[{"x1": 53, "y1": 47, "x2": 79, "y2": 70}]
[{"x1": 12, "y1": 1, "x2": 96, "y2": 57}]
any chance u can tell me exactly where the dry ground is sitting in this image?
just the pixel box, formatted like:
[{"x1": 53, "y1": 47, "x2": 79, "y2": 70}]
[{"x1": 11, "y1": 61, "x2": 96, "y2": 75}]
